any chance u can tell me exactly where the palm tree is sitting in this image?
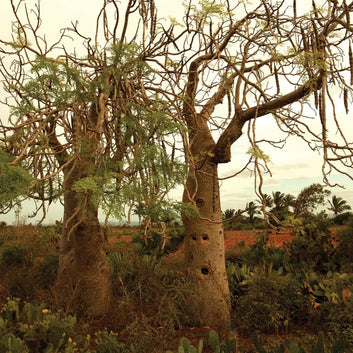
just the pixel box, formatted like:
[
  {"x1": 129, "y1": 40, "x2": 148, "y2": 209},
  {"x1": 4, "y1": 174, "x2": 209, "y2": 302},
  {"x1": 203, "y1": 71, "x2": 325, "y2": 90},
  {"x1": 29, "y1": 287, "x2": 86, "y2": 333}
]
[
  {"x1": 258, "y1": 193, "x2": 274, "y2": 209},
  {"x1": 246, "y1": 201, "x2": 260, "y2": 223},
  {"x1": 222, "y1": 208, "x2": 235, "y2": 221},
  {"x1": 328, "y1": 195, "x2": 351, "y2": 217},
  {"x1": 283, "y1": 194, "x2": 296, "y2": 210},
  {"x1": 272, "y1": 191, "x2": 285, "y2": 211}
]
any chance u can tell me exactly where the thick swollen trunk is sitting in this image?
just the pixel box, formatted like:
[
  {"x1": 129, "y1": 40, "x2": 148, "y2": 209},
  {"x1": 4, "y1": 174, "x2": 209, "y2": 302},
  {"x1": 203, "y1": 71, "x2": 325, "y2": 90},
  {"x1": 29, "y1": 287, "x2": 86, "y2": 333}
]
[
  {"x1": 56, "y1": 172, "x2": 112, "y2": 316},
  {"x1": 182, "y1": 161, "x2": 231, "y2": 329}
]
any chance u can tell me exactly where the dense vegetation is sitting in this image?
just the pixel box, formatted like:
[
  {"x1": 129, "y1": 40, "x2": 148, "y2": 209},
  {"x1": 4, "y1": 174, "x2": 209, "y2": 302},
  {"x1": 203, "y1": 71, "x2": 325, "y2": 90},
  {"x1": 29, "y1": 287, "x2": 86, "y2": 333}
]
[{"x1": 0, "y1": 203, "x2": 352, "y2": 352}]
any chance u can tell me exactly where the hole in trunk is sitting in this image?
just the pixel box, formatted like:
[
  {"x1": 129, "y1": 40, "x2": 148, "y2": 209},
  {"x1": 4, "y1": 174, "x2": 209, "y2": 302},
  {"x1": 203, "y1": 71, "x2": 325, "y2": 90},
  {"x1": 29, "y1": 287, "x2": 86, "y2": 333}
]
[
  {"x1": 191, "y1": 233, "x2": 197, "y2": 241},
  {"x1": 201, "y1": 234, "x2": 209, "y2": 241},
  {"x1": 201, "y1": 267, "x2": 209, "y2": 275},
  {"x1": 196, "y1": 198, "x2": 205, "y2": 207}
]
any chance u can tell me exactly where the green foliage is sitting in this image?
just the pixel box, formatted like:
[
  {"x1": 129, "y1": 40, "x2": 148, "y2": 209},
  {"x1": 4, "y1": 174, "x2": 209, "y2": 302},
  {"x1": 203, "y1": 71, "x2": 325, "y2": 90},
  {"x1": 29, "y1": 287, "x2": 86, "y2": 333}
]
[
  {"x1": 35, "y1": 253, "x2": 59, "y2": 290},
  {"x1": 333, "y1": 219, "x2": 353, "y2": 271},
  {"x1": 285, "y1": 214, "x2": 335, "y2": 273},
  {"x1": 328, "y1": 196, "x2": 351, "y2": 217},
  {"x1": 1, "y1": 244, "x2": 31, "y2": 267},
  {"x1": 174, "y1": 337, "x2": 203, "y2": 353},
  {"x1": 0, "y1": 150, "x2": 33, "y2": 211},
  {"x1": 0, "y1": 298, "x2": 78, "y2": 352},
  {"x1": 294, "y1": 184, "x2": 330, "y2": 218},
  {"x1": 131, "y1": 227, "x2": 185, "y2": 256},
  {"x1": 107, "y1": 246, "x2": 190, "y2": 350},
  {"x1": 189, "y1": 0, "x2": 227, "y2": 24},
  {"x1": 247, "y1": 146, "x2": 270, "y2": 163},
  {"x1": 332, "y1": 212, "x2": 353, "y2": 226},
  {"x1": 252, "y1": 332, "x2": 345, "y2": 353},
  {"x1": 0, "y1": 298, "x2": 135, "y2": 352},
  {"x1": 94, "y1": 329, "x2": 129, "y2": 352},
  {"x1": 232, "y1": 272, "x2": 309, "y2": 333},
  {"x1": 207, "y1": 329, "x2": 237, "y2": 353}
]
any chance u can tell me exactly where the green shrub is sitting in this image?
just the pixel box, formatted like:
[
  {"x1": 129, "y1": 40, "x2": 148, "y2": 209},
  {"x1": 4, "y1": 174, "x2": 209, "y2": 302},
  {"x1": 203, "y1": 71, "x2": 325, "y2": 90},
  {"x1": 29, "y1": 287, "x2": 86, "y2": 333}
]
[
  {"x1": 333, "y1": 220, "x2": 353, "y2": 271},
  {"x1": 36, "y1": 253, "x2": 59, "y2": 289},
  {"x1": 130, "y1": 227, "x2": 185, "y2": 257},
  {"x1": 207, "y1": 329, "x2": 237, "y2": 353},
  {"x1": 333, "y1": 212, "x2": 353, "y2": 225},
  {"x1": 285, "y1": 215, "x2": 335, "y2": 273},
  {"x1": 252, "y1": 332, "x2": 346, "y2": 353},
  {"x1": 232, "y1": 272, "x2": 312, "y2": 333},
  {"x1": 226, "y1": 262, "x2": 251, "y2": 307},
  {"x1": 108, "y1": 247, "x2": 190, "y2": 350},
  {"x1": 1, "y1": 244, "x2": 32, "y2": 267},
  {"x1": 0, "y1": 298, "x2": 133, "y2": 353}
]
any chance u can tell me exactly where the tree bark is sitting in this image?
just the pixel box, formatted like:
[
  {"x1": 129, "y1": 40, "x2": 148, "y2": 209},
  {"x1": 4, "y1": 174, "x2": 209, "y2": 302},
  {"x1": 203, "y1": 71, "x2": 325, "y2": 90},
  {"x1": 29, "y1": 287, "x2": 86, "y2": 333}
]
[
  {"x1": 182, "y1": 160, "x2": 231, "y2": 329},
  {"x1": 56, "y1": 168, "x2": 112, "y2": 316}
]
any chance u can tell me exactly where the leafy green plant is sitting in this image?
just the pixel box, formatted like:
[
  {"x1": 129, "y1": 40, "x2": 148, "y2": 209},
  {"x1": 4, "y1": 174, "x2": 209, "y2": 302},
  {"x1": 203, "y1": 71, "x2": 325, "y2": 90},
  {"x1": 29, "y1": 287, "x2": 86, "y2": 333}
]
[
  {"x1": 226, "y1": 262, "x2": 252, "y2": 307},
  {"x1": 35, "y1": 253, "x2": 59, "y2": 289},
  {"x1": 166, "y1": 337, "x2": 203, "y2": 353},
  {"x1": 0, "y1": 298, "x2": 135, "y2": 353},
  {"x1": 108, "y1": 245, "x2": 190, "y2": 349},
  {"x1": 333, "y1": 219, "x2": 353, "y2": 271},
  {"x1": 0, "y1": 298, "x2": 80, "y2": 352},
  {"x1": 94, "y1": 329, "x2": 129, "y2": 352},
  {"x1": 232, "y1": 272, "x2": 311, "y2": 333},
  {"x1": 1, "y1": 244, "x2": 32, "y2": 267},
  {"x1": 285, "y1": 214, "x2": 335, "y2": 273},
  {"x1": 252, "y1": 332, "x2": 345, "y2": 353},
  {"x1": 207, "y1": 329, "x2": 237, "y2": 353}
]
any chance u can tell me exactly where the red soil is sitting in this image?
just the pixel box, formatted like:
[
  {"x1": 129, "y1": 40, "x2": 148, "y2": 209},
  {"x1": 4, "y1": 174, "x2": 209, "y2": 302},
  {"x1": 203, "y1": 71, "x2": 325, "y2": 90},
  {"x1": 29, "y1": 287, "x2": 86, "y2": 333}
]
[
  {"x1": 109, "y1": 226, "x2": 342, "y2": 249},
  {"x1": 224, "y1": 229, "x2": 293, "y2": 248},
  {"x1": 109, "y1": 227, "x2": 294, "y2": 249}
]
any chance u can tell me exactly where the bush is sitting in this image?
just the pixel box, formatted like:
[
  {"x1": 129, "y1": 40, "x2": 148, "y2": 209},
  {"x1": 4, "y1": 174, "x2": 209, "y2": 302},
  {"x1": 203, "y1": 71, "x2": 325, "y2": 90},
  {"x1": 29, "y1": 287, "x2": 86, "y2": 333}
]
[
  {"x1": 108, "y1": 247, "x2": 190, "y2": 350},
  {"x1": 131, "y1": 227, "x2": 185, "y2": 256},
  {"x1": 285, "y1": 215, "x2": 335, "y2": 273},
  {"x1": 333, "y1": 212, "x2": 353, "y2": 225},
  {"x1": 1, "y1": 244, "x2": 32, "y2": 267},
  {"x1": 252, "y1": 332, "x2": 346, "y2": 353},
  {"x1": 232, "y1": 272, "x2": 313, "y2": 333},
  {"x1": 36, "y1": 253, "x2": 59, "y2": 289},
  {"x1": 333, "y1": 220, "x2": 353, "y2": 271}
]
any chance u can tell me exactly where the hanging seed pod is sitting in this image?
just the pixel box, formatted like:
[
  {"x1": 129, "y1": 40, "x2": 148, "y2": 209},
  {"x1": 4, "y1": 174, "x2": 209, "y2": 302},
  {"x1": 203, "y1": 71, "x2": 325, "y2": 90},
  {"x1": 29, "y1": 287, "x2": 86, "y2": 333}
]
[
  {"x1": 318, "y1": 91, "x2": 322, "y2": 117},
  {"x1": 310, "y1": 34, "x2": 317, "y2": 52},
  {"x1": 314, "y1": 90, "x2": 319, "y2": 109},
  {"x1": 274, "y1": 65, "x2": 280, "y2": 95},
  {"x1": 349, "y1": 42, "x2": 353, "y2": 85},
  {"x1": 293, "y1": 0, "x2": 297, "y2": 20},
  {"x1": 301, "y1": 26, "x2": 308, "y2": 52},
  {"x1": 319, "y1": 89, "x2": 327, "y2": 133},
  {"x1": 344, "y1": 88, "x2": 349, "y2": 114},
  {"x1": 312, "y1": 0, "x2": 317, "y2": 14},
  {"x1": 150, "y1": 0, "x2": 156, "y2": 38},
  {"x1": 344, "y1": 0, "x2": 350, "y2": 30},
  {"x1": 264, "y1": 2, "x2": 270, "y2": 27},
  {"x1": 311, "y1": 19, "x2": 319, "y2": 50}
]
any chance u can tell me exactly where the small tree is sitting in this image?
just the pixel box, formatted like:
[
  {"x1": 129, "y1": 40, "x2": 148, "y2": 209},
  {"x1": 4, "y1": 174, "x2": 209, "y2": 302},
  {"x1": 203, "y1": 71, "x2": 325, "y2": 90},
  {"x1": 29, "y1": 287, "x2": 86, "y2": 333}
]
[{"x1": 294, "y1": 184, "x2": 331, "y2": 218}]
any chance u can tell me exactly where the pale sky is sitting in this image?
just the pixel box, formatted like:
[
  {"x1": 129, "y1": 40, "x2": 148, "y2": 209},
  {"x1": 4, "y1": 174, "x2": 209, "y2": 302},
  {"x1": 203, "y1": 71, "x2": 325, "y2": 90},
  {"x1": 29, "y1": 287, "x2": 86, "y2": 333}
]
[{"x1": 1, "y1": 0, "x2": 353, "y2": 225}]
